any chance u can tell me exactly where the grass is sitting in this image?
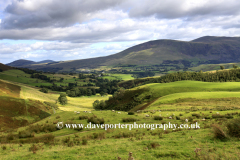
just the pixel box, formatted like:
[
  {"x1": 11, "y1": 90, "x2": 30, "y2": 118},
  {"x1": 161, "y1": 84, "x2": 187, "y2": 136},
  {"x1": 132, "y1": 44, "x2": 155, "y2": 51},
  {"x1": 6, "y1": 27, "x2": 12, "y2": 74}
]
[
  {"x1": 150, "y1": 91, "x2": 240, "y2": 106},
  {"x1": 102, "y1": 74, "x2": 134, "y2": 80},
  {"x1": 1, "y1": 79, "x2": 240, "y2": 159}
]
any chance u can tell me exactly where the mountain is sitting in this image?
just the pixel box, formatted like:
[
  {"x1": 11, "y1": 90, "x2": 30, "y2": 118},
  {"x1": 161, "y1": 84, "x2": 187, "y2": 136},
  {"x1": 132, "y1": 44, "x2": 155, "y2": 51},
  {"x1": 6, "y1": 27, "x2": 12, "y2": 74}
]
[
  {"x1": 6, "y1": 59, "x2": 36, "y2": 67},
  {"x1": 6, "y1": 59, "x2": 56, "y2": 67},
  {"x1": 38, "y1": 60, "x2": 56, "y2": 64},
  {"x1": 9, "y1": 36, "x2": 240, "y2": 71}
]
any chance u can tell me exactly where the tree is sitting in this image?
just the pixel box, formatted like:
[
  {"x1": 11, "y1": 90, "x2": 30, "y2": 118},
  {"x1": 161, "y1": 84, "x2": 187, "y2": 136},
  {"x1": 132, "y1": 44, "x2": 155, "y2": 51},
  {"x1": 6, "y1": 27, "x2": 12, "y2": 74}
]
[
  {"x1": 100, "y1": 91, "x2": 105, "y2": 96},
  {"x1": 233, "y1": 64, "x2": 238, "y2": 69},
  {"x1": 58, "y1": 93, "x2": 68, "y2": 105},
  {"x1": 87, "y1": 89, "x2": 92, "y2": 96},
  {"x1": 220, "y1": 66, "x2": 225, "y2": 70},
  {"x1": 39, "y1": 88, "x2": 48, "y2": 93}
]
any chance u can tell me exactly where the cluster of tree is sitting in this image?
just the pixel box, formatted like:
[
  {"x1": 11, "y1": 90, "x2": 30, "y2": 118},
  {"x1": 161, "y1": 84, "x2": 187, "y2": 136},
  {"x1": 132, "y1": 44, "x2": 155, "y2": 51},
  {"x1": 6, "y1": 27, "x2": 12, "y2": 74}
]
[
  {"x1": 39, "y1": 84, "x2": 67, "y2": 92},
  {"x1": 119, "y1": 67, "x2": 240, "y2": 89},
  {"x1": 152, "y1": 68, "x2": 240, "y2": 83},
  {"x1": 132, "y1": 71, "x2": 155, "y2": 78},
  {"x1": 95, "y1": 79, "x2": 121, "y2": 95},
  {"x1": 66, "y1": 88, "x2": 96, "y2": 97},
  {"x1": 31, "y1": 74, "x2": 51, "y2": 81},
  {"x1": 93, "y1": 87, "x2": 150, "y2": 111},
  {"x1": 18, "y1": 67, "x2": 42, "y2": 74}
]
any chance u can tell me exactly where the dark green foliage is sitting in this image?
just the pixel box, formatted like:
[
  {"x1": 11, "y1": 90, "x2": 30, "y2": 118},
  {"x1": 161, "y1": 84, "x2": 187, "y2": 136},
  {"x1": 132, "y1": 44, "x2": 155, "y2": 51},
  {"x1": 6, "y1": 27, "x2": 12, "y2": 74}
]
[
  {"x1": 132, "y1": 71, "x2": 155, "y2": 78},
  {"x1": 87, "y1": 116, "x2": 104, "y2": 124},
  {"x1": 93, "y1": 87, "x2": 149, "y2": 111},
  {"x1": 58, "y1": 93, "x2": 67, "y2": 105},
  {"x1": 226, "y1": 118, "x2": 240, "y2": 138},
  {"x1": 225, "y1": 114, "x2": 233, "y2": 119},
  {"x1": 192, "y1": 113, "x2": 201, "y2": 118},
  {"x1": 128, "y1": 112, "x2": 135, "y2": 115},
  {"x1": 1, "y1": 145, "x2": 6, "y2": 150},
  {"x1": 79, "y1": 115, "x2": 88, "y2": 120},
  {"x1": 212, "y1": 114, "x2": 225, "y2": 118},
  {"x1": 154, "y1": 116, "x2": 163, "y2": 120},
  {"x1": 233, "y1": 64, "x2": 238, "y2": 69},
  {"x1": 39, "y1": 88, "x2": 48, "y2": 93},
  {"x1": 220, "y1": 65, "x2": 225, "y2": 70},
  {"x1": 176, "y1": 116, "x2": 181, "y2": 120},
  {"x1": 120, "y1": 68, "x2": 240, "y2": 89},
  {"x1": 122, "y1": 118, "x2": 138, "y2": 122},
  {"x1": 39, "y1": 110, "x2": 51, "y2": 119}
]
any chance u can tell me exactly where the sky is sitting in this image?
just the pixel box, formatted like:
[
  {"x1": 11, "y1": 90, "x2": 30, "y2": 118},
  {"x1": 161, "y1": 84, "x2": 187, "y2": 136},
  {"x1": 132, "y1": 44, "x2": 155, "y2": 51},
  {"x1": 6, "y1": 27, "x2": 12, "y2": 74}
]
[{"x1": 0, "y1": 0, "x2": 240, "y2": 64}]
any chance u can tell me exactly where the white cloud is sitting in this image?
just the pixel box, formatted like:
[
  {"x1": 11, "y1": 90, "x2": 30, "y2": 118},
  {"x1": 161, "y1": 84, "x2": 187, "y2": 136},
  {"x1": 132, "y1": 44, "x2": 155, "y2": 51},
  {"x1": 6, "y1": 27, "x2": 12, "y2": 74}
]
[{"x1": 1, "y1": 0, "x2": 240, "y2": 64}]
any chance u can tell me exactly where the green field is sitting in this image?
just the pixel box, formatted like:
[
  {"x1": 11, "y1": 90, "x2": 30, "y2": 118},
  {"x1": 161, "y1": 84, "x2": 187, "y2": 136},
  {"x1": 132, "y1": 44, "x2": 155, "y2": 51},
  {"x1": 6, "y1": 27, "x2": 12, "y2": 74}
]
[
  {"x1": 102, "y1": 73, "x2": 134, "y2": 80},
  {"x1": 1, "y1": 79, "x2": 240, "y2": 159}
]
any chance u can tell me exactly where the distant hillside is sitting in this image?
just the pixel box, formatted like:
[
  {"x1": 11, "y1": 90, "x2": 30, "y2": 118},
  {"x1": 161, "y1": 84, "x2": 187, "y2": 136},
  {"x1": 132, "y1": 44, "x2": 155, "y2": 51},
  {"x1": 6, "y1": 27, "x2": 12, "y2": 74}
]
[
  {"x1": 0, "y1": 63, "x2": 14, "y2": 71},
  {"x1": 38, "y1": 60, "x2": 56, "y2": 64},
  {"x1": 6, "y1": 59, "x2": 56, "y2": 67},
  {"x1": 6, "y1": 59, "x2": 37, "y2": 67},
  {"x1": 9, "y1": 36, "x2": 240, "y2": 71}
]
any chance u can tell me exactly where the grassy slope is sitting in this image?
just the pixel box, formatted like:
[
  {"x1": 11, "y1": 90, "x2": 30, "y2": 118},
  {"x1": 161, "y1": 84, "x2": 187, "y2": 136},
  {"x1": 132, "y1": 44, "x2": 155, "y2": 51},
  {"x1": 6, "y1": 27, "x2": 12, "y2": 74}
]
[
  {"x1": 1, "y1": 79, "x2": 240, "y2": 159},
  {"x1": 0, "y1": 80, "x2": 53, "y2": 131}
]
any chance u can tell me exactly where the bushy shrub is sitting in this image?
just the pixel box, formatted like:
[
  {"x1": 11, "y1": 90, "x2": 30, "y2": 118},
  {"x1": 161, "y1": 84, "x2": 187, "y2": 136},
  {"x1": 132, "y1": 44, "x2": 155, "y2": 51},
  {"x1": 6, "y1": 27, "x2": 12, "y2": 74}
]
[
  {"x1": 226, "y1": 118, "x2": 240, "y2": 138},
  {"x1": 128, "y1": 112, "x2": 135, "y2": 115},
  {"x1": 212, "y1": 124, "x2": 227, "y2": 140},
  {"x1": 18, "y1": 131, "x2": 34, "y2": 139},
  {"x1": 147, "y1": 142, "x2": 160, "y2": 149},
  {"x1": 122, "y1": 118, "x2": 138, "y2": 122},
  {"x1": 29, "y1": 144, "x2": 39, "y2": 152},
  {"x1": 87, "y1": 116, "x2": 104, "y2": 124},
  {"x1": 189, "y1": 117, "x2": 193, "y2": 122},
  {"x1": 212, "y1": 114, "x2": 224, "y2": 118},
  {"x1": 40, "y1": 88, "x2": 48, "y2": 93},
  {"x1": 154, "y1": 116, "x2": 163, "y2": 120},
  {"x1": 176, "y1": 116, "x2": 181, "y2": 120},
  {"x1": 92, "y1": 132, "x2": 106, "y2": 139},
  {"x1": 82, "y1": 139, "x2": 88, "y2": 145},
  {"x1": 225, "y1": 114, "x2": 233, "y2": 119},
  {"x1": 192, "y1": 113, "x2": 200, "y2": 118},
  {"x1": 1, "y1": 145, "x2": 6, "y2": 150},
  {"x1": 79, "y1": 116, "x2": 88, "y2": 120}
]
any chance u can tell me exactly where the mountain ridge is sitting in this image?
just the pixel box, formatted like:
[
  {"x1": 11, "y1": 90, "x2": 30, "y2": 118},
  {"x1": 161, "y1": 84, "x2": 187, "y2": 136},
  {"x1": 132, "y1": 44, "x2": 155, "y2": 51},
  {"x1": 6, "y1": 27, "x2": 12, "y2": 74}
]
[{"x1": 6, "y1": 36, "x2": 240, "y2": 71}]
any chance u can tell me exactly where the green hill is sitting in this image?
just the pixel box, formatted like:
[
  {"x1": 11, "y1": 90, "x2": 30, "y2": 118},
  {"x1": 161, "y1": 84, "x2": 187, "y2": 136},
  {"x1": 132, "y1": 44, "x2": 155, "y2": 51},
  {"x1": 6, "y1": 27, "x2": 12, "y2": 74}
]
[
  {"x1": 0, "y1": 63, "x2": 13, "y2": 72},
  {"x1": 0, "y1": 80, "x2": 53, "y2": 131}
]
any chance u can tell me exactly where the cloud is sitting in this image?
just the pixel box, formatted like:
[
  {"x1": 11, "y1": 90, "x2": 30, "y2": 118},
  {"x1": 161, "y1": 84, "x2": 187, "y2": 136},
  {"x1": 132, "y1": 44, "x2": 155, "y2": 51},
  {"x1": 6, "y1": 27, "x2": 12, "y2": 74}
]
[
  {"x1": 126, "y1": 0, "x2": 240, "y2": 19},
  {"x1": 2, "y1": 0, "x2": 125, "y2": 29},
  {"x1": 1, "y1": 0, "x2": 240, "y2": 64}
]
